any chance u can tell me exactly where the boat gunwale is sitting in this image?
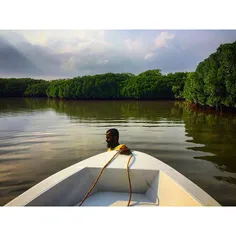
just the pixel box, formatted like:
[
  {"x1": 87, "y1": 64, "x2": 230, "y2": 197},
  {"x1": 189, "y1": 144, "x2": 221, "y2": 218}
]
[{"x1": 5, "y1": 150, "x2": 221, "y2": 207}]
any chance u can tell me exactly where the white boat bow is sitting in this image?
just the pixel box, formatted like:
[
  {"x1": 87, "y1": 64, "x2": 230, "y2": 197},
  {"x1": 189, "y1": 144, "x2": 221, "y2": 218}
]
[{"x1": 5, "y1": 151, "x2": 221, "y2": 206}]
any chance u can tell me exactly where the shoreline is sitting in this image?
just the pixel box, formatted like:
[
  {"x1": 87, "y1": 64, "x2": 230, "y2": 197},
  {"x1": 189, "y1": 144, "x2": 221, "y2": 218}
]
[
  {"x1": 2, "y1": 96, "x2": 236, "y2": 116},
  {"x1": 185, "y1": 101, "x2": 236, "y2": 116}
]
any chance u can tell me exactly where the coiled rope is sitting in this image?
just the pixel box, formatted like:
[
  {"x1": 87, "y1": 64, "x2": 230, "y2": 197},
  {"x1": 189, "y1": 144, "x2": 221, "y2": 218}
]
[{"x1": 79, "y1": 151, "x2": 133, "y2": 206}]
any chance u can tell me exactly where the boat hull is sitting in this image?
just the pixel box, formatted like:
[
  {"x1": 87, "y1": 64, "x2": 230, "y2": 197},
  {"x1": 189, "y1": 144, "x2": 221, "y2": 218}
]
[{"x1": 5, "y1": 151, "x2": 221, "y2": 206}]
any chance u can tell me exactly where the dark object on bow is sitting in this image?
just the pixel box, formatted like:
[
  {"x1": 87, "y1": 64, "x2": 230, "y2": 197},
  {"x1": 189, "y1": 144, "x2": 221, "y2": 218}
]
[{"x1": 119, "y1": 145, "x2": 132, "y2": 155}]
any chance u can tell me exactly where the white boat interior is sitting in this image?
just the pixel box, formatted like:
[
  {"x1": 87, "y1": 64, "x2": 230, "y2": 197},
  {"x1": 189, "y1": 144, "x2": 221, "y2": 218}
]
[{"x1": 5, "y1": 151, "x2": 220, "y2": 207}]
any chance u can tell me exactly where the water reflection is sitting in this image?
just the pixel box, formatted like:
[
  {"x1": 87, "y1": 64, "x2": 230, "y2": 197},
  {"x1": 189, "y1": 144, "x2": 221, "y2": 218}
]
[
  {"x1": 0, "y1": 98, "x2": 236, "y2": 205},
  {"x1": 47, "y1": 99, "x2": 183, "y2": 122},
  {"x1": 1, "y1": 98, "x2": 236, "y2": 174},
  {"x1": 214, "y1": 176, "x2": 236, "y2": 186},
  {"x1": 179, "y1": 103, "x2": 236, "y2": 173}
]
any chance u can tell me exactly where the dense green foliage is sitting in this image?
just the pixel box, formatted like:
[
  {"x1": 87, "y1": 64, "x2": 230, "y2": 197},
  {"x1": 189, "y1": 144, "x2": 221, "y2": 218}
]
[
  {"x1": 0, "y1": 78, "x2": 49, "y2": 97},
  {"x1": 1, "y1": 41, "x2": 235, "y2": 108},
  {"x1": 121, "y1": 69, "x2": 182, "y2": 99},
  {"x1": 184, "y1": 41, "x2": 236, "y2": 108},
  {"x1": 24, "y1": 80, "x2": 50, "y2": 97},
  {"x1": 0, "y1": 71, "x2": 187, "y2": 100}
]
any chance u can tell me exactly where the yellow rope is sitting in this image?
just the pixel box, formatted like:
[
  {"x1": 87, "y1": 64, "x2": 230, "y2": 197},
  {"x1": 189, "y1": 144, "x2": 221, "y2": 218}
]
[
  {"x1": 79, "y1": 151, "x2": 133, "y2": 207},
  {"x1": 126, "y1": 154, "x2": 133, "y2": 206}
]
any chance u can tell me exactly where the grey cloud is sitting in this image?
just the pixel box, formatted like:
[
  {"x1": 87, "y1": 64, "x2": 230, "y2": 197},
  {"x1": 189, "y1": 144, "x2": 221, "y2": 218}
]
[
  {"x1": 0, "y1": 37, "x2": 43, "y2": 77},
  {"x1": 0, "y1": 31, "x2": 154, "y2": 77},
  {"x1": 0, "y1": 30, "x2": 236, "y2": 79},
  {"x1": 0, "y1": 35, "x2": 77, "y2": 78},
  {"x1": 143, "y1": 30, "x2": 236, "y2": 74}
]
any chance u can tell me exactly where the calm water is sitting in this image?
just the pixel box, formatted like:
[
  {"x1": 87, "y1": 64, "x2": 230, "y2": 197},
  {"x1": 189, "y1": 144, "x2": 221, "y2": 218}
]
[{"x1": 1, "y1": 98, "x2": 236, "y2": 206}]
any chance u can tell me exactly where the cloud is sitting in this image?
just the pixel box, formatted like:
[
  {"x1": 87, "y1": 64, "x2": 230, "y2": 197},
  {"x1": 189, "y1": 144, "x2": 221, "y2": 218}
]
[
  {"x1": 0, "y1": 30, "x2": 236, "y2": 78},
  {"x1": 155, "y1": 32, "x2": 175, "y2": 48},
  {"x1": 96, "y1": 59, "x2": 109, "y2": 65},
  {"x1": 60, "y1": 56, "x2": 76, "y2": 71},
  {"x1": 144, "y1": 31, "x2": 175, "y2": 60},
  {"x1": 144, "y1": 52, "x2": 155, "y2": 60},
  {"x1": 0, "y1": 36, "x2": 43, "y2": 76},
  {"x1": 123, "y1": 38, "x2": 144, "y2": 55}
]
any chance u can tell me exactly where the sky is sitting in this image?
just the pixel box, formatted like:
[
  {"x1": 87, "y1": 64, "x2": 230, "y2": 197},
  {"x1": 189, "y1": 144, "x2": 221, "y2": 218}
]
[{"x1": 0, "y1": 30, "x2": 236, "y2": 79}]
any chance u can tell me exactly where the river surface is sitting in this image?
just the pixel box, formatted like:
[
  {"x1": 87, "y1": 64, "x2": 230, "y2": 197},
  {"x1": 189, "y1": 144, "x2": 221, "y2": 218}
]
[{"x1": 0, "y1": 98, "x2": 236, "y2": 206}]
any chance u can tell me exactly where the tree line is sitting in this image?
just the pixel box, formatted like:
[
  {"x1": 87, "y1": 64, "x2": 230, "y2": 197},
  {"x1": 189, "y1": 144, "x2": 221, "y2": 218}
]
[
  {"x1": 0, "y1": 41, "x2": 235, "y2": 108},
  {"x1": 184, "y1": 41, "x2": 236, "y2": 109},
  {"x1": 0, "y1": 70, "x2": 187, "y2": 100}
]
